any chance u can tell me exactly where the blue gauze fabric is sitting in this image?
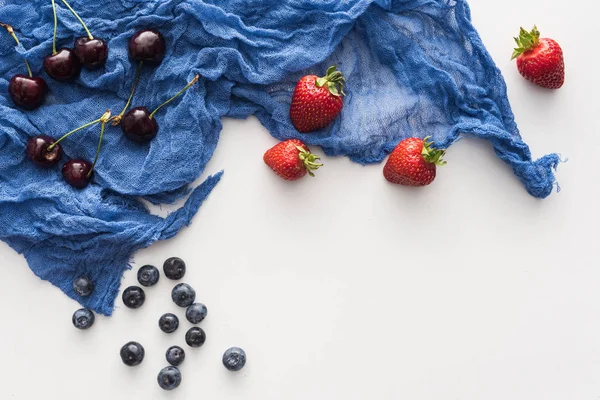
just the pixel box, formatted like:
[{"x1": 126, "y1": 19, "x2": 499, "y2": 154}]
[{"x1": 0, "y1": 0, "x2": 559, "y2": 315}]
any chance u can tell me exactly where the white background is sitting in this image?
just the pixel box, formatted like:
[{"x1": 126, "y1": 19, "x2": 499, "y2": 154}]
[{"x1": 1, "y1": 0, "x2": 598, "y2": 399}]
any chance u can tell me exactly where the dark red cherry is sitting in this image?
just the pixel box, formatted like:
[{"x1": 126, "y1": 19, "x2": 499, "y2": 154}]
[
  {"x1": 121, "y1": 107, "x2": 158, "y2": 143},
  {"x1": 128, "y1": 29, "x2": 166, "y2": 64},
  {"x1": 62, "y1": 159, "x2": 92, "y2": 188},
  {"x1": 43, "y1": 48, "x2": 82, "y2": 81},
  {"x1": 26, "y1": 135, "x2": 62, "y2": 167},
  {"x1": 8, "y1": 75, "x2": 47, "y2": 110},
  {"x1": 74, "y1": 37, "x2": 108, "y2": 69}
]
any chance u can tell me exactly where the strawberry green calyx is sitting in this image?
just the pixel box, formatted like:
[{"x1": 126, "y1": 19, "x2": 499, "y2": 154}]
[
  {"x1": 511, "y1": 26, "x2": 540, "y2": 60},
  {"x1": 315, "y1": 65, "x2": 346, "y2": 97},
  {"x1": 421, "y1": 136, "x2": 446, "y2": 166},
  {"x1": 296, "y1": 146, "x2": 323, "y2": 177}
]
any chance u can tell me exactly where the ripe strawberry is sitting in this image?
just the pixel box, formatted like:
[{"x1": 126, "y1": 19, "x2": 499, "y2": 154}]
[
  {"x1": 511, "y1": 26, "x2": 564, "y2": 89},
  {"x1": 263, "y1": 139, "x2": 322, "y2": 181},
  {"x1": 289, "y1": 66, "x2": 345, "y2": 133},
  {"x1": 383, "y1": 137, "x2": 446, "y2": 186}
]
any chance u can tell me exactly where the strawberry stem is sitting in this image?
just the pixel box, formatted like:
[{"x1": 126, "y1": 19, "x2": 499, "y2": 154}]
[
  {"x1": 60, "y1": 0, "x2": 93, "y2": 40},
  {"x1": 315, "y1": 65, "x2": 346, "y2": 97},
  {"x1": 511, "y1": 25, "x2": 540, "y2": 60},
  {"x1": 296, "y1": 145, "x2": 322, "y2": 177},
  {"x1": 421, "y1": 136, "x2": 446, "y2": 166},
  {"x1": 0, "y1": 22, "x2": 33, "y2": 77}
]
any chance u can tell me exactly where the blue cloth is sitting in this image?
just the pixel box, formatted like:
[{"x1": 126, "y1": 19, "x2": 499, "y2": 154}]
[{"x1": 0, "y1": 0, "x2": 559, "y2": 315}]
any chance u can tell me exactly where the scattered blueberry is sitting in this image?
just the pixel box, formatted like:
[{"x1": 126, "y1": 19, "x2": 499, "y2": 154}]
[
  {"x1": 157, "y1": 366, "x2": 181, "y2": 391},
  {"x1": 171, "y1": 283, "x2": 196, "y2": 307},
  {"x1": 185, "y1": 327, "x2": 206, "y2": 348},
  {"x1": 120, "y1": 341, "x2": 145, "y2": 366},
  {"x1": 185, "y1": 303, "x2": 207, "y2": 324},
  {"x1": 72, "y1": 308, "x2": 95, "y2": 330},
  {"x1": 122, "y1": 286, "x2": 145, "y2": 309},
  {"x1": 163, "y1": 257, "x2": 186, "y2": 280},
  {"x1": 165, "y1": 346, "x2": 185, "y2": 366},
  {"x1": 222, "y1": 347, "x2": 247, "y2": 371},
  {"x1": 73, "y1": 276, "x2": 94, "y2": 297},
  {"x1": 158, "y1": 313, "x2": 179, "y2": 333},
  {"x1": 137, "y1": 265, "x2": 160, "y2": 287}
]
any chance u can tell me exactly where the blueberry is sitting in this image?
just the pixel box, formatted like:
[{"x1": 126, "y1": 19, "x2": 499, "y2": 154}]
[
  {"x1": 165, "y1": 346, "x2": 185, "y2": 366},
  {"x1": 120, "y1": 341, "x2": 145, "y2": 366},
  {"x1": 72, "y1": 308, "x2": 95, "y2": 330},
  {"x1": 137, "y1": 265, "x2": 159, "y2": 287},
  {"x1": 157, "y1": 366, "x2": 181, "y2": 390},
  {"x1": 158, "y1": 313, "x2": 179, "y2": 333},
  {"x1": 163, "y1": 257, "x2": 186, "y2": 280},
  {"x1": 122, "y1": 286, "x2": 145, "y2": 309},
  {"x1": 185, "y1": 327, "x2": 206, "y2": 348},
  {"x1": 171, "y1": 283, "x2": 195, "y2": 307},
  {"x1": 73, "y1": 276, "x2": 94, "y2": 297},
  {"x1": 222, "y1": 347, "x2": 247, "y2": 371},
  {"x1": 185, "y1": 303, "x2": 207, "y2": 324}
]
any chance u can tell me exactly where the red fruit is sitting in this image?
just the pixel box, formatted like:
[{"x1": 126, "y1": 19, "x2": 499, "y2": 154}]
[
  {"x1": 512, "y1": 26, "x2": 564, "y2": 89},
  {"x1": 263, "y1": 139, "x2": 322, "y2": 181},
  {"x1": 290, "y1": 66, "x2": 345, "y2": 133},
  {"x1": 383, "y1": 137, "x2": 446, "y2": 186}
]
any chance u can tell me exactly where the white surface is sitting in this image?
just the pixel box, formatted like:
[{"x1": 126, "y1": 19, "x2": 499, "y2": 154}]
[{"x1": 1, "y1": 1, "x2": 598, "y2": 399}]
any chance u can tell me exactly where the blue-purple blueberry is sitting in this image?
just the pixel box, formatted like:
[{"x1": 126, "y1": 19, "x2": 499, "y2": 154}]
[
  {"x1": 158, "y1": 313, "x2": 179, "y2": 333},
  {"x1": 157, "y1": 366, "x2": 181, "y2": 390},
  {"x1": 185, "y1": 303, "x2": 207, "y2": 324},
  {"x1": 72, "y1": 308, "x2": 95, "y2": 330},
  {"x1": 171, "y1": 283, "x2": 195, "y2": 307},
  {"x1": 122, "y1": 286, "x2": 145, "y2": 309},
  {"x1": 222, "y1": 347, "x2": 246, "y2": 371},
  {"x1": 137, "y1": 265, "x2": 159, "y2": 287},
  {"x1": 166, "y1": 346, "x2": 185, "y2": 366},
  {"x1": 185, "y1": 327, "x2": 206, "y2": 348},
  {"x1": 163, "y1": 257, "x2": 186, "y2": 280},
  {"x1": 73, "y1": 276, "x2": 94, "y2": 297},
  {"x1": 120, "y1": 341, "x2": 145, "y2": 366}
]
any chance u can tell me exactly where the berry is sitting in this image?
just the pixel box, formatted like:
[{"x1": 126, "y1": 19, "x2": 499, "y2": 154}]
[
  {"x1": 185, "y1": 327, "x2": 206, "y2": 348},
  {"x1": 72, "y1": 308, "x2": 95, "y2": 330},
  {"x1": 9, "y1": 75, "x2": 47, "y2": 110},
  {"x1": 171, "y1": 283, "x2": 196, "y2": 307},
  {"x1": 165, "y1": 346, "x2": 185, "y2": 366},
  {"x1": 129, "y1": 29, "x2": 166, "y2": 64},
  {"x1": 43, "y1": 48, "x2": 82, "y2": 81},
  {"x1": 185, "y1": 303, "x2": 207, "y2": 324},
  {"x1": 263, "y1": 139, "x2": 322, "y2": 181},
  {"x1": 121, "y1": 107, "x2": 158, "y2": 143},
  {"x1": 62, "y1": 159, "x2": 93, "y2": 189},
  {"x1": 0, "y1": 23, "x2": 47, "y2": 109},
  {"x1": 26, "y1": 135, "x2": 62, "y2": 168},
  {"x1": 157, "y1": 366, "x2": 181, "y2": 390},
  {"x1": 137, "y1": 265, "x2": 159, "y2": 287},
  {"x1": 163, "y1": 257, "x2": 186, "y2": 280},
  {"x1": 74, "y1": 37, "x2": 108, "y2": 69},
  {"x1": 222, "y1": 347, "x2": 246, "y2": 371},
  {"x1": 290, "y1": 66, "x2": 345, "y2": 133},
  {"x1": 383, "y1": 137, "x2": 446, "y2": 187},
  {"x1": 512, "y1": 26, "x2": 564, "y2": 89},
  {"x1": 73, "y1": 276, "x2": 94, "y2": 296},
  {"x1": 158, "y1": 313, "x2": 179, "y2": 333},
  {"x1": 122, "y1": 286, "x2": 146, "y2": 309},
  {"x1": 120, "y1": 76, "x2": 198, "y2": 144},
  {"x1": 120, "y1": 341, "x2": 145, "y2": 366}
]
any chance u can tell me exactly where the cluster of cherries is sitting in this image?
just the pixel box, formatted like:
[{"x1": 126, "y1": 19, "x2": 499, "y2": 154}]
[{"x1": 3, "y1": 0, "x2": 198, "y2": 189}]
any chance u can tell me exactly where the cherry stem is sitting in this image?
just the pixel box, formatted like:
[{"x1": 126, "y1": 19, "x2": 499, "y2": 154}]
[
  {"x1": 112, "y1": 61, "x2": 143, "y2": 126},
  {"x1": 149, "y1": 75, "x2": 199, "y2": 119},
  {"x1": 0, "y1": 22, "x2": 32, "y2": 77},
  {"x1": 47, "y1": 117, "x2": 103, "y2": 151},
  {"x1": 88, "y1": 110, "x2": 111, "y2": 177},
  {"x1": 51, "y1": 0, "x2": 58, "y2": 54},
  {"x1": 60, "y1": 0, "x2": 93, "y2": 40}
]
